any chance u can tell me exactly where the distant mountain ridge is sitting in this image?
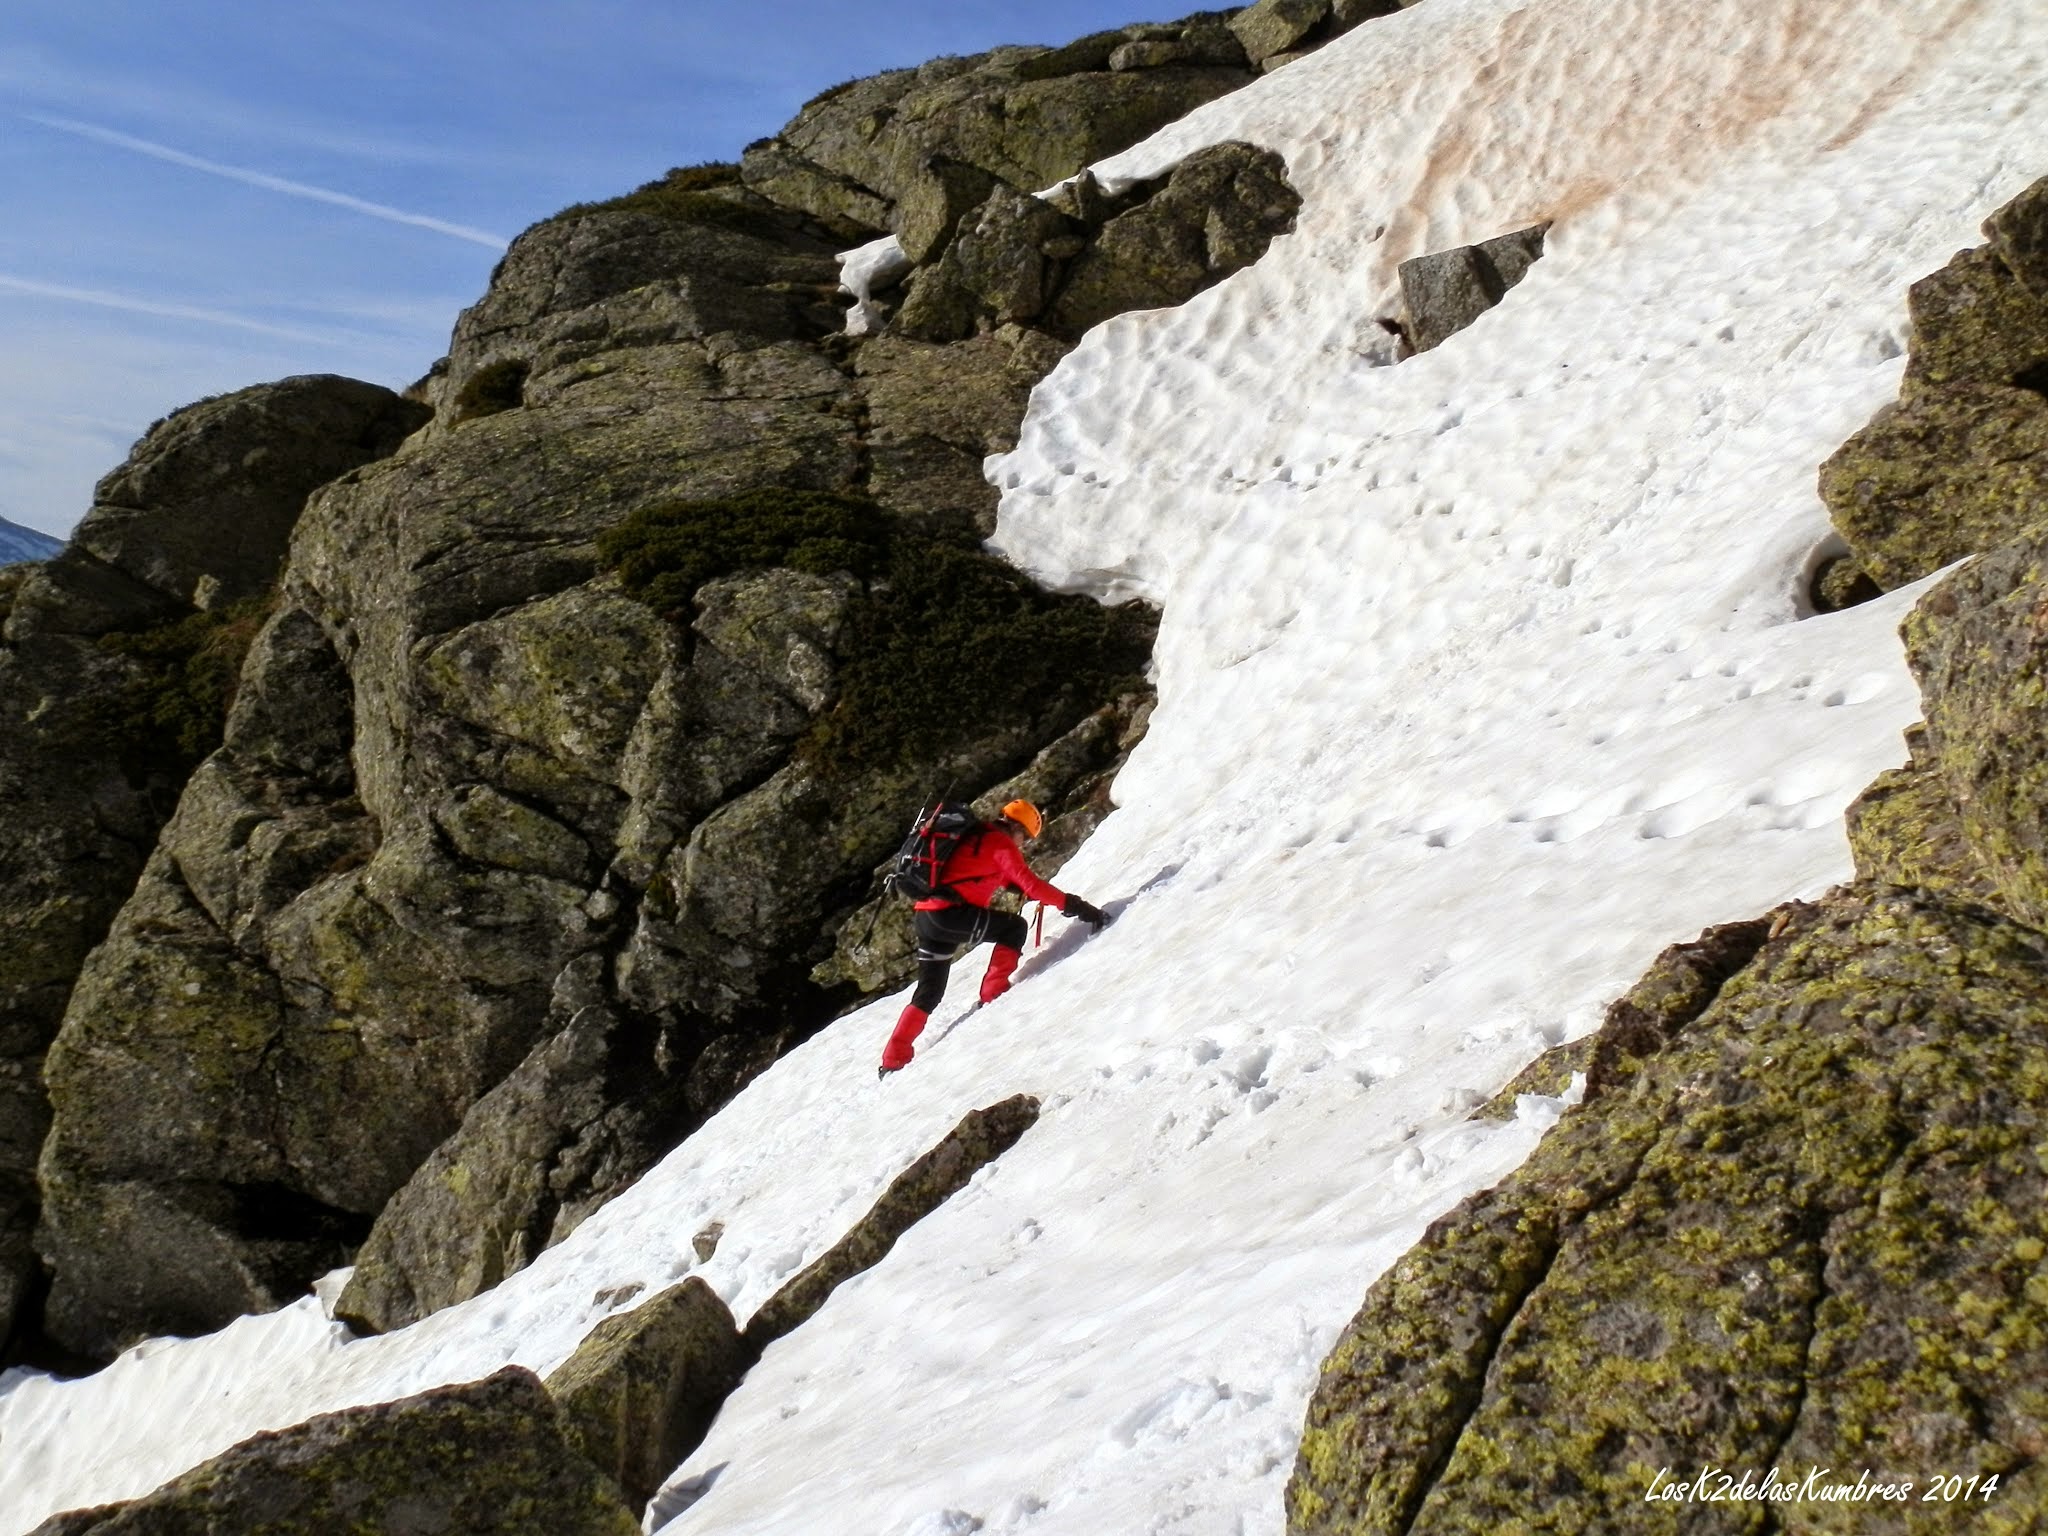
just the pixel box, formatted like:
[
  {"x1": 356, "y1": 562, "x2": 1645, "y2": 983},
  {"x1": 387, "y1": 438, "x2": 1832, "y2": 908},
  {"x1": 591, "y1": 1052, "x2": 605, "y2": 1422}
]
[{"x1": 0, "y1": 515, "x2": 60, "y2": 566}]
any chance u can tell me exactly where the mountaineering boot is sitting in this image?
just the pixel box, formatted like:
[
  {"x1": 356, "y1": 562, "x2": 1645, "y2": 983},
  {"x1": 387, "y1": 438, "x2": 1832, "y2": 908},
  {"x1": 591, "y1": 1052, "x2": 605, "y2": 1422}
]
[
  {"x1": 880, "y1": 1004, "x2": 929, "y2": 1075},
  {"x1": 979, "y1": 945, "x2": 1022, "y2": 1005}
]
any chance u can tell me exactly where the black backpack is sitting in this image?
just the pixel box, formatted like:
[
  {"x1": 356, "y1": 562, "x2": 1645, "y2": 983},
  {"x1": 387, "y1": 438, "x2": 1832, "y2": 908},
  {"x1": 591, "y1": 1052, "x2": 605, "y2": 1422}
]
[{"x1": 887, "y1": 801, "x2": 981, "y2": 902}]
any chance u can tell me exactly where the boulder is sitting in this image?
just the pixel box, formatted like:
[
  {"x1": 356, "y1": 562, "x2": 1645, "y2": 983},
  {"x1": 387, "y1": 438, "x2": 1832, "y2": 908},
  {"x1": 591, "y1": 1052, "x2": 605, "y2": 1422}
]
[
  {"x1": 1901, "y1": 242, "x2": 2048, "y2": 396},
  {"x1": 1229, "y1": 0, "x2": 1330, "y2": 66},
  {"x1": 9, "y1": 377, "x2": 427, "y2": 634},
  {"x1": 1045, "y1": 141, "x2": 1302, "y2": 340},
  {"x1": 895, "y1": 188, "x2": 1080, "y2": 342},
  {"x1": 1984, "y1": 175, "x2": 2048, "y2": 302},
  {"x1": 1333, "y1": 0, "x2": 1404, "y2": 25},
  {"x1": 544, "y1": 1279, "x2": 758, "y2": 1512},
  {"x1": 433, "y1": 203, "x2": 849, "y2": 424},
  {"x1": 1817, "y1": 177, "x2": 2048, "y2": 589},
  {"x1": 1399, "y1": 223, "x2": 1550, "y2": 354},
  {"x1": 892, "y1": 157, "x2": 1001, "y2": 265},
  {"x1": 899, "y1": 142, "x2": 1301, "y2": 346},
  {"x1": 1816, "y1": 384, "x2": 2048, "y2": 589},
  {"x1": 29, "y1": 1367, "x2": 640, "y2": 1536},
  {"x1": 745, "y1": 1094, "x2": 1040, "y2": 1350},
  {"x1": 1288, "y1": 885, "x2": 2048, "y2": 1534},
  {"x1": 1901, "y1": 521, "x2": 2048, "y2": 928}
]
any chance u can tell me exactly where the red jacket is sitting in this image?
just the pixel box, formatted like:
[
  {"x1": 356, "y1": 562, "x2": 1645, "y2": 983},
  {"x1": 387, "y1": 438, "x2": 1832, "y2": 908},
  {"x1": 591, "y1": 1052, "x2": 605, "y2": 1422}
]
[{"x1": 915, "y1": 824, "x2": 1068, "y2": 912}]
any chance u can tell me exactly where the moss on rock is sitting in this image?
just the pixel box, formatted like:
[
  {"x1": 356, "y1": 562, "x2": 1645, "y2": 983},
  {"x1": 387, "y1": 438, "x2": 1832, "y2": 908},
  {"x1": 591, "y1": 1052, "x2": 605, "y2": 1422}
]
[
  {"x1": 600, "y1": 489, "x2": 1154, "y2": 771},
  {"x1": 1844, "y1": 723, "x2": 2005, "y2": 909},
  {"x1": 90, "y1": 595, "x2": 270, "y2": 782}
]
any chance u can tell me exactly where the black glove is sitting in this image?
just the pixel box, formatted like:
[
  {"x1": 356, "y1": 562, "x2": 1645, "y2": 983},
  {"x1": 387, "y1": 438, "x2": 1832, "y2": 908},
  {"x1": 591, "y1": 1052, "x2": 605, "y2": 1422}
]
[{"x1": 1064, "y1": 895, "x2": 1106, "y2": 930}]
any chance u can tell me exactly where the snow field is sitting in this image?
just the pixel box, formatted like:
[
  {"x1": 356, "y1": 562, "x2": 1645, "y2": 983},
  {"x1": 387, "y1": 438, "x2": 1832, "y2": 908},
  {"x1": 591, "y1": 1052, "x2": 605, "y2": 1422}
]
[{"x1": 5, "y1": 0, "x2": 2048, "y2": 1533}]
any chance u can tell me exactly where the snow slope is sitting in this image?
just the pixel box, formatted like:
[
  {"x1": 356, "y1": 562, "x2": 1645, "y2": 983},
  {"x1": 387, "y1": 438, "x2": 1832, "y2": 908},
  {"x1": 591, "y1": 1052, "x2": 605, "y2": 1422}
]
[{"x1": 5, "y1": 0, "x2": 2047, "y2": 1531}]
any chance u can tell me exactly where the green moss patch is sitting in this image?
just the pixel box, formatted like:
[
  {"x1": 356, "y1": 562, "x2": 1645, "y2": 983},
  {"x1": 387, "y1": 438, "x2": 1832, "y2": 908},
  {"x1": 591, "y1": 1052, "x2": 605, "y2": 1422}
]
[
  {"x1": 93, "y1": 596, "x2": 269, "y2": 782},
  {"x1": 599, "y1": 489, "x2": 1154, "y2": 768},
  {"x1": 551, "y1": 163, "x2": 787, "y2": 238},
  {"x1": 599, "y1": 490, "x2": 888, "y2": 611}
]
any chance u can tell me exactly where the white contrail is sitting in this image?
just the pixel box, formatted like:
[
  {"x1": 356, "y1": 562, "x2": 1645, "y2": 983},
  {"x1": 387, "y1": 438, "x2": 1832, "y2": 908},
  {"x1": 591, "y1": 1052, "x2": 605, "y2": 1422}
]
[
  {"x1": 0, "y1": 272, "x2": 352, "y2": 345},
  {"x1": 25, "y1": 113, "x2": 510, "y2": 249}
]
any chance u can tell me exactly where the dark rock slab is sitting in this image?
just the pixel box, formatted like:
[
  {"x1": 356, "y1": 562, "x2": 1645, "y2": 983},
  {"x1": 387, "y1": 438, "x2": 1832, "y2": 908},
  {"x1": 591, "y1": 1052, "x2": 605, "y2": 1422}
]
[
  {"x1": 544, "y1": 1279, "x2": 758, "y2": 1512},
  {"x1": 29, "y1": 1367, "x2": 640, "y2": 1536},
  {"x1": 335, "y1": 1003, "x2": 730, "y2": 1336},
  {"x1": 1399, "y1": 223, "x2": 1550, "y2": 354},
  {"x1": 745, "y1": 1094, "x2": 1040, "y2": 1350},
  {"x1": 1287, "y1": 885, "x2": 2048, "y2": 1534}
]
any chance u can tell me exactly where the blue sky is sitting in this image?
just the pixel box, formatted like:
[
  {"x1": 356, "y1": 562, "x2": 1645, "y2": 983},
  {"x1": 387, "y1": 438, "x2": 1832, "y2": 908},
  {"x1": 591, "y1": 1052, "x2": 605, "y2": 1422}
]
[{"x1": 0, "y1": 1, "x2": 1166, "y2": 537}]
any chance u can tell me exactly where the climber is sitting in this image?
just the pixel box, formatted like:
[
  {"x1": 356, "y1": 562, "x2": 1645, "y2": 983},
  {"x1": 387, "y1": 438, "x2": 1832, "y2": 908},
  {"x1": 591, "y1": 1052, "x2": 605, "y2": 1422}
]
[{"x1": 878, "y1": 799, "x2": 1106, "y2": 1076}]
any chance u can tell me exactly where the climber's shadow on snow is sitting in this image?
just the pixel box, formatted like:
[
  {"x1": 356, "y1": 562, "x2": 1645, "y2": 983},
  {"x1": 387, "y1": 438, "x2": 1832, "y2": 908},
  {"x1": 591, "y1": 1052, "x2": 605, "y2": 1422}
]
[
  {"x1": 647, "y1": 1461, "x2": 728, "y2": 1525},
  {"x1": 1022, "y1": 860, "x2": 1177, "y2": 975}
]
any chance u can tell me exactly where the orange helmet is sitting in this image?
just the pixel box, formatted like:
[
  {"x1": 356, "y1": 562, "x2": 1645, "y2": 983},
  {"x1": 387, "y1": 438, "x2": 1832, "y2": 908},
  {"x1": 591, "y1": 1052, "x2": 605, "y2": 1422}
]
[{"x1": 1000, "y1": 799, "x2": 1044, "y2": 839}]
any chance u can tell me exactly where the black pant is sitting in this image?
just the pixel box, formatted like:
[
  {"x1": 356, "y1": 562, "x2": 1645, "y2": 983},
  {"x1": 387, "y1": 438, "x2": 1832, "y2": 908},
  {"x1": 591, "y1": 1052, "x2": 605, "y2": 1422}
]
[{"x1": 909, "y1": 905, "x2": 1029, "y2": 1012}]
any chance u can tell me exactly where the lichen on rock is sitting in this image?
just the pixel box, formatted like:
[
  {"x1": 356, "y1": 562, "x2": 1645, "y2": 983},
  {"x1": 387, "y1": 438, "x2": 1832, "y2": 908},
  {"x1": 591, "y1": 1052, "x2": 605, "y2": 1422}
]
[
  {"x1": 1901, "y1": 519, "x2": 2048, "y2": 929},
  {"x1": 29, "y1": 1367, "x2": 641, "y2": 1536},
  {"x1": 1820, "y1": 175, "x2": 2048, "y2": 590},
  {"x1": 1288, "y1": 886, "x2": 2048, "y2": 1534}
]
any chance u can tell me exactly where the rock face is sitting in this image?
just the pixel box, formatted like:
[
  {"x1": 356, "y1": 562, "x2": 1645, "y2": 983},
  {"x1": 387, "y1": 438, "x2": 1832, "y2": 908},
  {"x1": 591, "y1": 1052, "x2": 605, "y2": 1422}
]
[
  {"x1": 0, "y1": 377, "x2": 425, "y2": 1359},
  {"x1": 23, "y1": 9, "x2": 1321, "y2": 1360},
  {"x1": 29, "y1": 1367, "x2": 641, "y2": 1536},
  {"x1": 544, "y1": 1279, "x2": 758, "y2": 1513},
  {"x1": 1899, "y1": 521, "x2": 2048, "y2": 929},
  {"x1": 896, "y1": 141, "x2": 1302, "y2": 344},
  {"x1": 1289, "y1": 884, "x2": 2048, "y2": 1534},
  {"x1": 1845, "y1": 722, "x2": 2005, "y2": 905},
  {"x1": 745, "y1": 1094, "x2": 1040, "y2": 1350},
  {"x1": 740, "y1": 19, "x2": 1257, "y2": 257},
  {"x1": 1398, "y1": 223, "x2": 1550, "y2": 354},
  {"x1": 817, "y1": 692, "x2": 1153, "y2": 997},
  {"x1": 1820, "y1": 177, "x2": 2048, "y2": 588},
  {"x1": 332, "y1": 999, "x2": 775, "y2": 1335}
]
